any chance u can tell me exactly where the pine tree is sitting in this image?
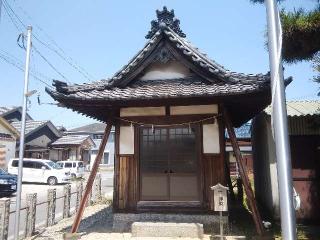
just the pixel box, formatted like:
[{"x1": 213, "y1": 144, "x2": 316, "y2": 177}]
[{"x1": 250, "y1": 0, "x2": 320, "y2": 94}]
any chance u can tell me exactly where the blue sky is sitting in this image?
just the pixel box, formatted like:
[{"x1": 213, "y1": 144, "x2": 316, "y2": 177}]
[{"x1": 0, "y1": 0, "x2": 318, "y2": 129}]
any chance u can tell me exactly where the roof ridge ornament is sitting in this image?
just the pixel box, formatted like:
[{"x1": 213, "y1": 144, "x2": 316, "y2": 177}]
[{"x1": 145, "y1": 6, "x2": 186, "y2": 39}]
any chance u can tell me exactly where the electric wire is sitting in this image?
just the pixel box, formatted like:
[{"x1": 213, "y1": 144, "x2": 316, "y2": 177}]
[
  {"x1": 3, "y1": 0, "x2": 71, "y2": 84},
  {"x1": 4, "y1": 0, "x2": 94, "y2": 81},
  {"x1": 32, "y1": 46, "x2": 71, "y2": 84},
  {"x1": 0, "y1": 52, "x2": 53, "y2": 88},
  {"x1": 0, "y1": 49, "x2": 54, "y2": 85}
]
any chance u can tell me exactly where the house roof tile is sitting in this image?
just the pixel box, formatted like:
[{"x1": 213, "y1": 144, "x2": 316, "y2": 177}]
[{"x1": 51, "y1": 134, "x2": 94, "y2": 146}]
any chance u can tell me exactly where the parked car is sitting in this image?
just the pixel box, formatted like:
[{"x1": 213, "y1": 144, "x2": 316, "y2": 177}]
[
  {"x1": 8, "y1": 158, "x2": 71, "y2": 185},
  {"x1": 0, "y1": 169, "x2": 17, "y2": 197},
  {"x1": 56, "y1": 161, "x2": 85, "y2": 178}
]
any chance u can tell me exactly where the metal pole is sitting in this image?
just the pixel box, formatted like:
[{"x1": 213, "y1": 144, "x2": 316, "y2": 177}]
[
  {"x1": 265, "y1": 1, "x2": 296, "y2": 239},
  {"x1": 14, "y1": 26, "x2": 32, "y2": 240}
]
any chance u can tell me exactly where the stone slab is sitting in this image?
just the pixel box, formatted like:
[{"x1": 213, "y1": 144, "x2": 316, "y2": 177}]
[
  {"x1": 113, "y1": 213, "x2": 228, "y2": 233},
  {"x1": 131, "y1": 222, "x2": 204, "y2": 238}
]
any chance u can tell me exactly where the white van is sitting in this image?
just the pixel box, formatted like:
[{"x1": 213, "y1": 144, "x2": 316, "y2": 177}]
[
  {"x1": 8, "y1": 158, "x2": 71, "y2": 185},
  {"x1": 56, "y1": 161, "x2": 85, "y2": 178}
]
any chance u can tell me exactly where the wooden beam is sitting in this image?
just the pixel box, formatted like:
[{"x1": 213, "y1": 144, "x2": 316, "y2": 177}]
[
  {"x1": 70, "y1": 120, "x2": 113, "y2": 234},
  {"x1": 224, "y1": 109, "x2": 264, "y2": 235}
]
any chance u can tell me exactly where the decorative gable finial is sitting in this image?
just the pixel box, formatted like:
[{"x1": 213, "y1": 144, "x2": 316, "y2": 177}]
[{"x1": 146, "y1": 6, "x2": 186, "y2": 39}]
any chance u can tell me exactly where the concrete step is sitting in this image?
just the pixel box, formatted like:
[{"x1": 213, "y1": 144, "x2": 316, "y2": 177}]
[{"x1": 131, "y1": 222, "x2": 204, "y2": 238}]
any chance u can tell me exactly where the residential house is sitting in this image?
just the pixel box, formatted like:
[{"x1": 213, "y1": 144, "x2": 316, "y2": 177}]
[
  {"x1": 0, "y1": 106, "x2": 32, "y2": 122},
  {"x1": 50, "y1": 134, "x2": 95, "y2": 165},
  {"x1": 11, "y1": 120, "x2": 61, "y2": 159},
  {"x1": 252, "y1": 100, "x2": 320, "y2": 221},
  {"x1": 67, "y1": 123, "x2": 115, "y2": 168},
  {"x1": 226, "y1": 122, "x2": 253, "y2": 176},
  {"x1": 0, "y1": 117, "x2": 19, "y2": 168},
  {"x1": 46, "y1": 7, "x2": 283, "y2": 227}
]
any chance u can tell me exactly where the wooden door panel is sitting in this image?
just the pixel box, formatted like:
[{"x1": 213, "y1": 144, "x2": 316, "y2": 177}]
[
  {"x1": 141, "y1": 174, "x2": 168, "y2": 200},
  {"x1": 170, "y1": 175, "x2": 199, "y2": 201}
]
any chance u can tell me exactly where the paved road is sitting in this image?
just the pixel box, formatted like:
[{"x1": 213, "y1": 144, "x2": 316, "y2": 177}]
[
  {"x1": 5, "y1": 170, "x2": 114, "y2": 240},
  {"x1": 7, "y1": 181, "x2": 78, "y2": 240}
]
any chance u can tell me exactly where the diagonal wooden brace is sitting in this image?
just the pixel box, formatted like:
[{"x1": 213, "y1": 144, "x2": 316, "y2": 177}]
[
  {"x1": 224, "y1": 109, "x2": 264, "y2": 235},
  {"x1": 70, "y1": 120, "x2": 113, "y2": 234}
]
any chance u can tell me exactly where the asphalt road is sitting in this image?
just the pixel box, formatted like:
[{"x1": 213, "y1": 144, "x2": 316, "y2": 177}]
[
  {"x1": 7, "y1": 182, "x2": 78, "y2": 240},
  {"x1": 5, "y1": 170, "x2": 114, "y2": 240}
]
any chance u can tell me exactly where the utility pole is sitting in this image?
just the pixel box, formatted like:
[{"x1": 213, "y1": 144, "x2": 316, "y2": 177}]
[
  {"x1": 265, "y1": 1, "x2": 296, "y2": 240},
  {"x1": 14, "y1": 26, "x2": 32, "y2": 240}
]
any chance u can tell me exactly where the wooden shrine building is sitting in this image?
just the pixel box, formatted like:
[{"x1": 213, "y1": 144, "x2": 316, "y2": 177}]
[{"x1": 47, "y1": 7, "x2": 277, "y2": 231}]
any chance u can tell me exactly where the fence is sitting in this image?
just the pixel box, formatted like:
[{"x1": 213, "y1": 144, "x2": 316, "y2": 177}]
[{"x1": 0, "y1": 174, "x2": 102, "y2": 240}]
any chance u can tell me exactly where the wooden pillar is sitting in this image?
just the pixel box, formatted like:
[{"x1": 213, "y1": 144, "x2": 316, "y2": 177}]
[
  {"x1": 71, "y1": 120, "x2": 113, "y2": 234},
  {"x1": 224, "y1": 109, "x2": 264, "y2": 235}
]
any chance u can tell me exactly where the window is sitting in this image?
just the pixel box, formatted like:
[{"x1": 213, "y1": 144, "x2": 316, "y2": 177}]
[
  {"x1": 102, "y1": 152, "x2": 109, "y2": 165},
  {"x1": 65, "y1": 162, "x2": 72, "y2": 168},
  {"x1": 78, "y1": 162, "x2": 83, "y2": 167},
  {"x1": 34, "y1": 162, "x2": 44, "y2": 169},
  {"x1": 73, "y1": 162, "x2": 76, "y2": 168},
  {"x1": 23, "y1": 161, "x2": 35, "y2": 168},
  {"x1": 12, "y1": 160, "x2": 18, "y2": 167},
  {"x1": 93, "y1": 134, "x2": 103, "y2": 139}
]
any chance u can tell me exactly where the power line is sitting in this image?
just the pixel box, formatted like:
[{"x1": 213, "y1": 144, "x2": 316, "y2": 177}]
[
  {"x1": 4, "y1": 0, "x2": 94, "y2": 81},
  {"x1": 3, "y1": 0, "x2": 71, "y2": 84},
  {"x1": 32, "y1": 46, "x2": 71, "y2": 84},
  {"x1": 2, "y1": 1, "x2": 24, "y2": 32},
  {"x1": 0, "y1": 49, "x2": 54, "y2": 84},
  {"x1": 0, "y1": 52, "x2": 53, "y2": 88},
  {"x1": 17, "y1": 4, "x2": 95, "y2": 80}
]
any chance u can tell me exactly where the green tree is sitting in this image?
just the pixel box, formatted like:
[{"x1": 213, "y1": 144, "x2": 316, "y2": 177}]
[{"x1": 251, "y1": 1, "x2": 320, "y2": 92}]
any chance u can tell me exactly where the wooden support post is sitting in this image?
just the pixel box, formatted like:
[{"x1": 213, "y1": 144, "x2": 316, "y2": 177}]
[
  {"x1": 224, "y1": 109, "x2": 264, "y2": 235},
  {"x1": 71, "y1": 121, "x2": 113, "y2": 234},
  {"x1": 47, "y1": 188, "x2": 56, "y2": 227},
  {"x1": 0, "y1": 198, "x2": 10, "y2": 240},
  {"x1": 25, "y1": 193, "x2": 37, "y2": 237}
]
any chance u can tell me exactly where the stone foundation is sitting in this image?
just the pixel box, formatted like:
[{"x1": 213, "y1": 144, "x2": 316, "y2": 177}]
[{"x1": 113, "y1": 212, "x2": 228, "y2": 233}]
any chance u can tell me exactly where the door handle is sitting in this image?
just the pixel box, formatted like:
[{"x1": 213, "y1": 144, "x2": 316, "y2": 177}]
[
  {"x1": 169, "y1": 170, "x2": 174, "y2": 174},
  {"x1": 164, "y1": 170, "x2": 168, "y2": 173}
]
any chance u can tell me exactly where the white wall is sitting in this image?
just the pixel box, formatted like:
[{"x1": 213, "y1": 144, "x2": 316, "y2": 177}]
[
  {"x1": 202, "y1": 123, "x2": 220, "y2": 154},
  {"x1": 0, "y1": 140, "x2": 16, "y2": 167},
  {"x1": 140, "y1": 61, "x2": 191, "y2": 80},
  {"x1": 252, "y1": 114, "x2": 280, "y2": 219},
  {"x1": 119, "y1": 126, "x2": 134, "y2": 154},
  {"x1": 170, "y1": 104, "x2": 218, "y2": 115},
  {"x1": 120, "y1": 107, "x2": 165, "y2": 117}
]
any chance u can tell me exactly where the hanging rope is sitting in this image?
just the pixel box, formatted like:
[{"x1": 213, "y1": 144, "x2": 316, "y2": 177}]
[{"x1": 115, "y1": 115, "x2": 220, "y2": 127}]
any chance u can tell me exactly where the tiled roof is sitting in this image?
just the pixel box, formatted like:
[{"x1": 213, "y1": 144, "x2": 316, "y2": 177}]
[
  {"x1": 47, "y1": 77, "x2": 270, "y2": 102},
  {"x1": 51, "y1": 135, "x2": 93, "y2": 146},
  {"x1": 46, "y1": 27, "x2": 271, "y2": 101},
  {"x1": 69, "y1": 123, "x2": 107, "y2": 133},
  {"x1": 0, "y1": 106, "x2": 18, "y2": 116},
  {"x1": 226, "y1": 122, "x2": 251, "y2": 139},
  {"x1": 45, "y1": 7, "x2": 279, "y2": 127},
  {"x1": 265, "y1": 100, "x2": 320, "y2": 117},
  {"x1": 11, "y1": 120, "x2": 48, "y2": 135}
]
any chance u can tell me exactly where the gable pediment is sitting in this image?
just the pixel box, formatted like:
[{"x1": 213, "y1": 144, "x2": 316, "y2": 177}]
[{"x1": 139, "y1": 59, "x2": 192, "y2": 80}]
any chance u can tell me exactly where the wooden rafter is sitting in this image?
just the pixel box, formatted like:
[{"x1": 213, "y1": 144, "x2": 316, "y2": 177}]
[{"x1": 224, "y1": 109, "x2": 264, "y2": 235}]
